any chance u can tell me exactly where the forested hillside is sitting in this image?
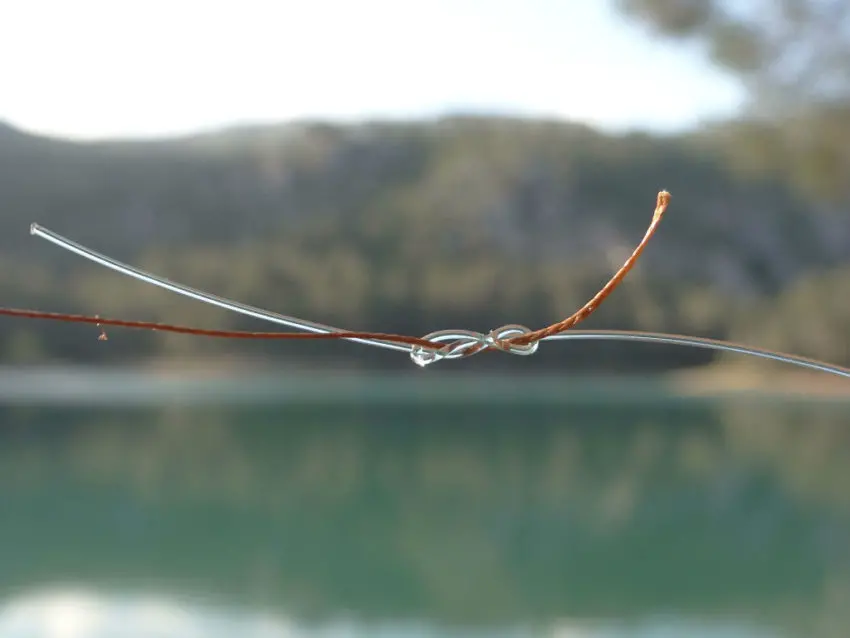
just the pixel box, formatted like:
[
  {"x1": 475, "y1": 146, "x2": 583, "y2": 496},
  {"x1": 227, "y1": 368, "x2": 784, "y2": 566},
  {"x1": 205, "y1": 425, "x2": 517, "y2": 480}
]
[{"x1": 1, "y1": 116, "x2": 847, "y2": 370}]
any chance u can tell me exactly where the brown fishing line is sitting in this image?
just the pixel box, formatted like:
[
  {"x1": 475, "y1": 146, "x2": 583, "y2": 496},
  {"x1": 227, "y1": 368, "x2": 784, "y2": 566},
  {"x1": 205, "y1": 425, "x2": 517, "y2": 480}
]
[{"x1": 0, "y1": 192, "x2": 671, "y2": 359}]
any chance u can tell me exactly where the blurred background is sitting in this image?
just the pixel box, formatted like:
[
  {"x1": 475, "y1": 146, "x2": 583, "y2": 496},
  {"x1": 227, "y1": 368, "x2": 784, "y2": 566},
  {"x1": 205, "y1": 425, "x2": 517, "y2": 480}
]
[{"x1": 1, "y1": 1, "x2": 849, "y2": 636}]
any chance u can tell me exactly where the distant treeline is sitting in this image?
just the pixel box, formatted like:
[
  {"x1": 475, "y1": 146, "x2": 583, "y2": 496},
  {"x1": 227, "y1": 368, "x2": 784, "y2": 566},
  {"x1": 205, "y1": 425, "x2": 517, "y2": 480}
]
[{"x1": 0, "y1": 117, "x2": 848, "y2": 370}]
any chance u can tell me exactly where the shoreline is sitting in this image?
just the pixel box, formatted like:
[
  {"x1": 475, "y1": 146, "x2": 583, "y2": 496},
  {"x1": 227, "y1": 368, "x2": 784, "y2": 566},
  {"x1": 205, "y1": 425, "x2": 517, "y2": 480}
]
[{"x1": 0, "y1": 361, "x2": 847, "y2": 404}]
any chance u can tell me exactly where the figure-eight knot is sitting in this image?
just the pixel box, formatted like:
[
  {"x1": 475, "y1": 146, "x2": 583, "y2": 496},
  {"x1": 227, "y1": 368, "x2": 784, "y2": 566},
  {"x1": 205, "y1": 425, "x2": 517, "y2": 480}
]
[{"x1": 409, "y1": 324, "x2": 540, "y2": 367}]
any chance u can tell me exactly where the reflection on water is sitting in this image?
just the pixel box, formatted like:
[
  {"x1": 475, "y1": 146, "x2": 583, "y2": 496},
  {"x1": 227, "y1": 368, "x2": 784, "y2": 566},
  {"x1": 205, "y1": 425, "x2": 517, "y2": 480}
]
[
  {"x1": 0, "y1": 378, "x2": 848, "y2": 637},
  {"x1": 0, "y1": 589, "x2": 780, "y2": 638}
]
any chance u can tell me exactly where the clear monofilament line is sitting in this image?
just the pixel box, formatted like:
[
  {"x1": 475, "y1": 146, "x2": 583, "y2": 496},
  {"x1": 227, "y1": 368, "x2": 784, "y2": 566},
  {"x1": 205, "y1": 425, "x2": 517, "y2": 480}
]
[
  {"x1": 29, "y1": 223, "x2": 415, "y2": 354},
  {"x1": 545, "y1": 332, "x2": 850, "y2": 378}
]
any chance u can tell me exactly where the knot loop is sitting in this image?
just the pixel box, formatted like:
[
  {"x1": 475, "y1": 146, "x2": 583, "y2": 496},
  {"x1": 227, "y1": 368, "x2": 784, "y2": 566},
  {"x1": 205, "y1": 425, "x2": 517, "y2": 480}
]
[{"x1": 409, "y1": 324, "x2": 540, "y2": 367}]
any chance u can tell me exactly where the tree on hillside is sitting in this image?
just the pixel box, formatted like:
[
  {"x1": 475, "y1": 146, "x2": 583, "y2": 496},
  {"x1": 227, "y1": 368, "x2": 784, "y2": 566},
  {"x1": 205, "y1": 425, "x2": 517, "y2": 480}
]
[
  {"x1": 617, "y1": 0, "x2": 850, "y2": 200},
  {"x1": 618, "y1": 0, "x2": 850, "y2": 110}
]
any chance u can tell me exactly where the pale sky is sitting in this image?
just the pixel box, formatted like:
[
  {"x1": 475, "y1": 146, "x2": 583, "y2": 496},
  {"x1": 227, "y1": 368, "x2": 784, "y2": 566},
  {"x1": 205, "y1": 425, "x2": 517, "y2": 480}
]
[{"x1": 0, "y1": 0, "x2": 745, "y2": 140}]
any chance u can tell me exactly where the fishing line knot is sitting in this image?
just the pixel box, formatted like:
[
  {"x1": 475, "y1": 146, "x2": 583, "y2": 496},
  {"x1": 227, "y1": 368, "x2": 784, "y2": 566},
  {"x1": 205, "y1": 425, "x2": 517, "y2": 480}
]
[{"x1": 409, "y1": 323, "x2": 540, "y2": 367}]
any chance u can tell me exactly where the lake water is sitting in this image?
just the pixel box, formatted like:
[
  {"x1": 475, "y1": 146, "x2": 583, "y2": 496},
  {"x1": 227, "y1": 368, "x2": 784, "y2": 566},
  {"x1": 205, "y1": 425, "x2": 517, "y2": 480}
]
[{"x1": 0, "y1": 370, "x2": 848, "y2": 638}]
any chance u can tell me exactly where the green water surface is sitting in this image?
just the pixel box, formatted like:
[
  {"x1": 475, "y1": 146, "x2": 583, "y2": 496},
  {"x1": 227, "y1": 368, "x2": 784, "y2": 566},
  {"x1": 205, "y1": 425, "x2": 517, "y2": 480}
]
[{"x1": 0, "y1": 373, "x2": 847, "y2": 637}]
